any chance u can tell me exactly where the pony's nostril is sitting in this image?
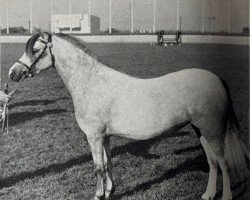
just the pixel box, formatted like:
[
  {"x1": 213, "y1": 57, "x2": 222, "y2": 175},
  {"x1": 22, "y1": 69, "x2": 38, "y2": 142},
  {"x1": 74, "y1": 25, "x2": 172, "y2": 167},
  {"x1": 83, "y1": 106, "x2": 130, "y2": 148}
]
[{"x1": 10, "y1": 71, "x2": 15, "y2": 78}]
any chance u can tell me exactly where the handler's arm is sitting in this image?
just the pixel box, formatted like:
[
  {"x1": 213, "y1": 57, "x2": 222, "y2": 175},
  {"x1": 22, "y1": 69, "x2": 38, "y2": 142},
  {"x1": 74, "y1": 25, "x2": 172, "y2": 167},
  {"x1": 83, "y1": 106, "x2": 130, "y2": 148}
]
[{"x1": 0, "y1": 91, "x2": 12, "y2": 102}]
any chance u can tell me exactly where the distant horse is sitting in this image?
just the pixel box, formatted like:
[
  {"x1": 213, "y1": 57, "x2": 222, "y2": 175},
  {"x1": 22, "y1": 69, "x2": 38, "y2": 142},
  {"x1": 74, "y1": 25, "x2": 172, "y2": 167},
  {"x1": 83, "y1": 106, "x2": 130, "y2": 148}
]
[{"x1": 9, "y1": 32, "x2": 248, "y2": 200}]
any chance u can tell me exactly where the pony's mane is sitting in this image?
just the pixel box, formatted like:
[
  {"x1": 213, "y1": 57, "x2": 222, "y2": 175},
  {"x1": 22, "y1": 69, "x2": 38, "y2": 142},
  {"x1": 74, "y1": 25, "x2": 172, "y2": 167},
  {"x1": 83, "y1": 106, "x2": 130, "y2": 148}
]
[{"x1": 55, "y1": 33, "x2": 109, "y2": 66}]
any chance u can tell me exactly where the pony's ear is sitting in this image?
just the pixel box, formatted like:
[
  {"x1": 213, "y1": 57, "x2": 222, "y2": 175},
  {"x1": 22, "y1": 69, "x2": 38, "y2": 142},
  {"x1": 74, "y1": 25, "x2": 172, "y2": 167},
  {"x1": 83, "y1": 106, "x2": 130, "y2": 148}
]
[{"x1": 33, "y1": 27, "x2": 44, "y2": 38}]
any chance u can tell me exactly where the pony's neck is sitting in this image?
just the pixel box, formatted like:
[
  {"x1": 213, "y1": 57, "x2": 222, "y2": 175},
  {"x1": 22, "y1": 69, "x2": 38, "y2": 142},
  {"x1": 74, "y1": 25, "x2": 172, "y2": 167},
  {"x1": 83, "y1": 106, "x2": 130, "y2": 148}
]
[{"x1": 52, "y1": 35, "x2": 105, "y2": 97}]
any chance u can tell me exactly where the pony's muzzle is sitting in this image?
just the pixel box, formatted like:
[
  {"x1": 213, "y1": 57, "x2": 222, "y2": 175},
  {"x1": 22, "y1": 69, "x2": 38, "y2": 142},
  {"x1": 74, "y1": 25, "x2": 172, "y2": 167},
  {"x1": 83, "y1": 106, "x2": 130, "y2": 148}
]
[
  {"x1": 9, "y1": 62, "x2": 30, "y2": 82},
  {"x1": 8, "y1": 69, "x2": 18, "y2": 82},
  {"x1": 9, "y1": 68, "x2": 24, "y2": 82}
]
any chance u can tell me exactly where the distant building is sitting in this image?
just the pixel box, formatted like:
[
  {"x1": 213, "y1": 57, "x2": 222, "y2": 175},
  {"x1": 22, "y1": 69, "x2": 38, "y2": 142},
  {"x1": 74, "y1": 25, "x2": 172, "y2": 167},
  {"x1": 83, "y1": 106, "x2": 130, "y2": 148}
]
[{"x1": 51, "y1": 14, "x2": 100, "y2": 34}]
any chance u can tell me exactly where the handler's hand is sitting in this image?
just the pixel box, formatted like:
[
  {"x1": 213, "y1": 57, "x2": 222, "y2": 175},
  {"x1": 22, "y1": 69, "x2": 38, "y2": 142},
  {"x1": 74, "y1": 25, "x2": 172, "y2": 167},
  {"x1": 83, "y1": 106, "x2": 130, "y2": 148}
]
[{"x1": 0, "y1": 91, "x2": 12, "y2": 102}]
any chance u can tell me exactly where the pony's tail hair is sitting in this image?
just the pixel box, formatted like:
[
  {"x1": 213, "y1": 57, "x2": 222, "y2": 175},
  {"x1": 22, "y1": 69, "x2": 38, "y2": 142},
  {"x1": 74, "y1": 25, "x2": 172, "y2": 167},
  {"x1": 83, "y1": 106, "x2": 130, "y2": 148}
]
[{"x1": 220, "y1": 78, "x2": 249, "y2": 180}]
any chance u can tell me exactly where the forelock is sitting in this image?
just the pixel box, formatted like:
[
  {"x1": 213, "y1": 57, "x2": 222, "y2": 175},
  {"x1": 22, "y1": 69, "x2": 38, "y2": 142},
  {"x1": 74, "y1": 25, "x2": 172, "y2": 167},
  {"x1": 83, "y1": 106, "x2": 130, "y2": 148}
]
[{"x1": 25, "y1": 34, "x2": 41, "y2": 57}]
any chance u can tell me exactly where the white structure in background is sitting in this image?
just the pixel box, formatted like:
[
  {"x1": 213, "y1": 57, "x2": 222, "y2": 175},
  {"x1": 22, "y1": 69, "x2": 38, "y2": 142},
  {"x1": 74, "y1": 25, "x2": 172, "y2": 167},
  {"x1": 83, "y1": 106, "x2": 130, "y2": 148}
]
[{"x1": 51, "y1": 14, "x2": 100, "y2": 34}]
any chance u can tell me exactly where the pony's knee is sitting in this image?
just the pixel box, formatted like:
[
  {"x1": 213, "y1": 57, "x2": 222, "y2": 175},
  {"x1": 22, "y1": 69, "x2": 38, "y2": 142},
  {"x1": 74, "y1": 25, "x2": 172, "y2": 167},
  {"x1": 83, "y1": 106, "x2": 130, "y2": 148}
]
[{"x1": 95, "y1": 168, "x2": 105, "y2": 177}]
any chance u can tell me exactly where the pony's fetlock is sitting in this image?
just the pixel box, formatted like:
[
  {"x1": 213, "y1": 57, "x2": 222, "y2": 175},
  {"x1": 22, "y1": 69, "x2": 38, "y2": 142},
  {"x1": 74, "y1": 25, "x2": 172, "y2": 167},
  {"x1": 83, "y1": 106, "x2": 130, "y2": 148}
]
[
  {"x1": 221, "y1": 190, "x2": 232, "y2": 200},
  {"x1": 94, "y1": 197, "x2": 103, "y2": 200},
  {"x1": 105, "y1": 185, "x2": 115, "y2": 199}
]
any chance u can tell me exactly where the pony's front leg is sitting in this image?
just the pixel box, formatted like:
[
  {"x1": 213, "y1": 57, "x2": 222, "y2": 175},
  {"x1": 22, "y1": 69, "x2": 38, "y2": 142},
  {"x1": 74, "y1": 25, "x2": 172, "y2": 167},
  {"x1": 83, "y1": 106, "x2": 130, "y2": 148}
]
[
  {"x1": 103, "y1": 136, "x2": 115, "y2": 199},
  {"x1": 87, "y1": 133, "x2": 105, "y2": 200}
]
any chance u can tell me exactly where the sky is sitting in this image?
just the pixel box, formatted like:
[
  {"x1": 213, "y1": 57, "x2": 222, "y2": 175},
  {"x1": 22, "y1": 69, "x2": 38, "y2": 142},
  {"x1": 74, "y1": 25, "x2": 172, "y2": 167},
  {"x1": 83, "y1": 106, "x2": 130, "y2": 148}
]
[{"x1": 0, "y1": 0, "x2": 249, "y2": 33}]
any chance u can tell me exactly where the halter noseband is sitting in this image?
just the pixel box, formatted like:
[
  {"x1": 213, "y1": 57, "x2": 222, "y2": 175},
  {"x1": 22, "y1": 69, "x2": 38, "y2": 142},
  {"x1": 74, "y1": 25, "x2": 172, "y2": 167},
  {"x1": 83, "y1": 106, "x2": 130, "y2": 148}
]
[{"x1": 17, "y1": 36, "x2": 54, "y2": 76}]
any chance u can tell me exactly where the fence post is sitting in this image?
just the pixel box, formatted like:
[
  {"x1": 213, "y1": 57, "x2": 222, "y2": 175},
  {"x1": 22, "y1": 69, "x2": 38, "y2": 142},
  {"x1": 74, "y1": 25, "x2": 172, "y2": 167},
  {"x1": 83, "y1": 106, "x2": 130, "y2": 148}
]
[
  {"x1": 88, "y1": 0, "x2": 91, "y2": 34},
  {"x1": 202, "y1": 0, "x2": 205, "y2": 33},
  {"x1": 153, "y1": 0, "x2": 156, "y2": 33},
  {"x1": 6, "y1": 0, "x2": 9, "y2": 34},
  {"x1": 109, "y1": 0, "x2": 112, "y2": 34},
  {"x1": 130, "y1": 0, "x2": 134, "y2": 34},
  {"x1": 29, "y1": 0, "x2": 33, "y2": 34},
  {"x1": 69, "y1": 0, "x2": 72, "y2": 33},
  {"x1": 51, "y1": 0, "x2": 54, "y2": 33},
  {"x1": 228, "y1": 0, "x2": 231, "y2": 34},
  {"x1": 176, "y1": 0, "x2": 179, "y2": 31}
]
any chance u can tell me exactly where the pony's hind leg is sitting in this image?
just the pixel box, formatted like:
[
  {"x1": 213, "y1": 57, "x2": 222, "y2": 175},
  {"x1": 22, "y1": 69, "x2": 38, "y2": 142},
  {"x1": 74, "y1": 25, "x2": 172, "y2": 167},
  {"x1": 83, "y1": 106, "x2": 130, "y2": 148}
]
[
  {"x1": 200, "y1": 136, "x2": 218, "y2": 200},
  {"x1": 217, "y1": 156, "x2": 232, "y2": 200},
  {"x1": 205, "y1": 133, "x2": 232, "y2": 200},
  {"x1": 201, "y1": 134, "x2": 232, "y2": 200},
  {"x1": 194, "y1": 121, "x2": 232, "y2": 200}
]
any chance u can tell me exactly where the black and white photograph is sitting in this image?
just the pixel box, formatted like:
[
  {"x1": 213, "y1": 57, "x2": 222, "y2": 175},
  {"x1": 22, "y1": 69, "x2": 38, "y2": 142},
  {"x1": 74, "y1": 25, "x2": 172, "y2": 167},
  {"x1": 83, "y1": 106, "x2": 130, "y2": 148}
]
[{"x1": 0, "y1": 0, "x2": 249, "y2": 199}]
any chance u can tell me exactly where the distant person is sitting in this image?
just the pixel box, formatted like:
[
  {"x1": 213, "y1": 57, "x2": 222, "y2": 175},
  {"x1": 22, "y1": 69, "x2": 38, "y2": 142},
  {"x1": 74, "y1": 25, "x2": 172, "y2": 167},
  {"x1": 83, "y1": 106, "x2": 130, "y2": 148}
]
[
  {"x1": 176, "y1": 31, "x2": 182, "y2": 45},
  {"x1": 157, "y1": 31, "x2": 164, "y2": 46}
]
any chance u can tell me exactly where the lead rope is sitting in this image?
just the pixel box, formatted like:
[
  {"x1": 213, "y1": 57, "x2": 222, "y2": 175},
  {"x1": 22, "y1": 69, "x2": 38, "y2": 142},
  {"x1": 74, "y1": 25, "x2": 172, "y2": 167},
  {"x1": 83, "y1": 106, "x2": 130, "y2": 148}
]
[
  {"x1": 2, "y1": 75, "x2": 25, "y2": 133},
  {"x1": 6, "y1": 103, "x2": 9, "y2": 134}
]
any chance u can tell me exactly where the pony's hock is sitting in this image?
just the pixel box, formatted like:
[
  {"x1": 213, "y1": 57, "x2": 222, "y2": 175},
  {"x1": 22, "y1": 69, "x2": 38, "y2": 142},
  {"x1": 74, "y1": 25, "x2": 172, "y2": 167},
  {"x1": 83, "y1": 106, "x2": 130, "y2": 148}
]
[{"x1": 8, "y1": 31, "x2": 249, "y2": 200}]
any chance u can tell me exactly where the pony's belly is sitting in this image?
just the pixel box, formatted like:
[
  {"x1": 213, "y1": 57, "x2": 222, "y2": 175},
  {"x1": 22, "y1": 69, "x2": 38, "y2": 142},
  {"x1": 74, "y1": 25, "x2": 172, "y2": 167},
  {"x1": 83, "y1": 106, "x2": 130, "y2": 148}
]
[
  {"x1": 109, "y1": 114, "x2": 190, "y2": 140},
  {"x1": 109, "y1": 81, "x2": 191, "y2": 140}
]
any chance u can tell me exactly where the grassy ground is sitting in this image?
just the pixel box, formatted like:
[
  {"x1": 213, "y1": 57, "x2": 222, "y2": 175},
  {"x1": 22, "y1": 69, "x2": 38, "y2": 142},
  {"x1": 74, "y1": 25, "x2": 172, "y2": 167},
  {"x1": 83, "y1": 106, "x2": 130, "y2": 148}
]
[{"x1": 0, "y1": 43, "x2": 249, "y2": 200}]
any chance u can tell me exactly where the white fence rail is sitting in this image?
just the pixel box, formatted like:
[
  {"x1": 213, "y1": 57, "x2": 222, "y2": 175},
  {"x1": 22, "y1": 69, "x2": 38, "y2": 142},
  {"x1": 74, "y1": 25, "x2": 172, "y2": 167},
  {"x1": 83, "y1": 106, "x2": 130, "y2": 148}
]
[{"x1": 0, "y1": 35, "x2": 249, "y2": 45}]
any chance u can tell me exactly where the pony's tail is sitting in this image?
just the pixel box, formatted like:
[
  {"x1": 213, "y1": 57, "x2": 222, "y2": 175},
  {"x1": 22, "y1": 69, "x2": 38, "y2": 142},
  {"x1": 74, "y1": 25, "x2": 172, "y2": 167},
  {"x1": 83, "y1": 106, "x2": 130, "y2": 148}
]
[{"x1": 220, "y1": 78, "x2": 249, "y2": 179}]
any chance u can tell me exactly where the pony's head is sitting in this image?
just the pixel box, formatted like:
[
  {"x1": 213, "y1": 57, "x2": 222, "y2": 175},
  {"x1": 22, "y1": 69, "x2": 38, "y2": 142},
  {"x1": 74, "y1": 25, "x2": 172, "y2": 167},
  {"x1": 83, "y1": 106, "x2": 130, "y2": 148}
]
[{"x1": 9, "y1": 31, "x2": 54, "y2": 82}]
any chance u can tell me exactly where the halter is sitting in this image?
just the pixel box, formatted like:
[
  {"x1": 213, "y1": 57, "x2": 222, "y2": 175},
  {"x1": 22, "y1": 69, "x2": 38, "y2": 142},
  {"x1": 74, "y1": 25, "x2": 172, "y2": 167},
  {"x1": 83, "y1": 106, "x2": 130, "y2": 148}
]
[
  {"x1": 17, "y1": 36, "x2": 54, "y2": 76},
  {"x1": 3, "y1": 34, "x2": 55, "y2": 132}
]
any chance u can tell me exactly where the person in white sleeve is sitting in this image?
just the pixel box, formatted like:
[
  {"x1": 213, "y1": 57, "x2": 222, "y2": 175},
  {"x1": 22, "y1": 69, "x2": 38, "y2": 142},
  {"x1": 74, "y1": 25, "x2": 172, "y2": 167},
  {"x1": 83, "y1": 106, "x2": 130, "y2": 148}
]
[{"x1": 0, "y1": 91, "x2": 12, "y2": 102}]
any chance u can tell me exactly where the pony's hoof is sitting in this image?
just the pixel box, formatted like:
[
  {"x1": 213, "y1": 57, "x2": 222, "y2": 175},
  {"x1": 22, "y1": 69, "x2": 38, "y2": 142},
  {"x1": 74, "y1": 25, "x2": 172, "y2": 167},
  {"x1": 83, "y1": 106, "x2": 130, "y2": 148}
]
[
  {"x1": 221, "y1": 193, "x2": 232, "y2": 200},
  {"x1": 104, "y1": 192, "x2": 113, "y2": 199},
  {"x1": 105, "y1": 192, "x2": 110, "y2": 199},
  {"x1": 104, "y1": 187, "x2": 115, "y2": 199},
  {"x1": 201, "y1": 192, "x2": 215, "y2": 200},
  {"x1": 94, "y1": 196, "x2": 102, "y2": 200}
]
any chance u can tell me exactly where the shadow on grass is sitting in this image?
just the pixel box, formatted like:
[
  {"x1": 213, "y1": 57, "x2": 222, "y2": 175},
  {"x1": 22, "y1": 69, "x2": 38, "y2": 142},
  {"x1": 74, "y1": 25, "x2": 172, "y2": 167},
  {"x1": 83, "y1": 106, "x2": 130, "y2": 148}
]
[
  {"x1": 0, "y1": 131, "x2": 203, "y2": 191},
  {"x1": 174, "y1": 144, "x2": 203, "y2": 155},
  {"x1": 213, "y1": 179, "x2": 249, "y2": 200},
  {"x1": 112, "y1": 131, "x2": 191, "y2": 159},
  {"x1": 8, "y1": 109, "x2": 67, "y2": 125},
  {"x1": 9, "y1": 97, "x2": 70, "y2": 109},
  {"x1": 112, "y1": 159, "x2": 248, "y2": 200},
  {"x1": 112, "y1": 153, "x2": 208, "y2": 200}
]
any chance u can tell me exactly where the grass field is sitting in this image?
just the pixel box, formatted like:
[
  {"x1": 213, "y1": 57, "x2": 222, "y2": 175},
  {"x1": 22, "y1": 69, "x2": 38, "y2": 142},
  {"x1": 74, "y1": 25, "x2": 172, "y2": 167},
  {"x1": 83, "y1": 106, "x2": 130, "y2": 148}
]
[{"x1": 0, "y1": 43, "x2": 249, "y2": 200}]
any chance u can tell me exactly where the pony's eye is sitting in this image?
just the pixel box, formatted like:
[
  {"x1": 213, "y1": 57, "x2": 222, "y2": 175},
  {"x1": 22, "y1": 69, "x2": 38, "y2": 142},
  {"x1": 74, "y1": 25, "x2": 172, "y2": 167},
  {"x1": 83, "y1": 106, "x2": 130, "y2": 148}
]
[{"x1": 33, "y1": 49, "x2": 40, "y2": 54}]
